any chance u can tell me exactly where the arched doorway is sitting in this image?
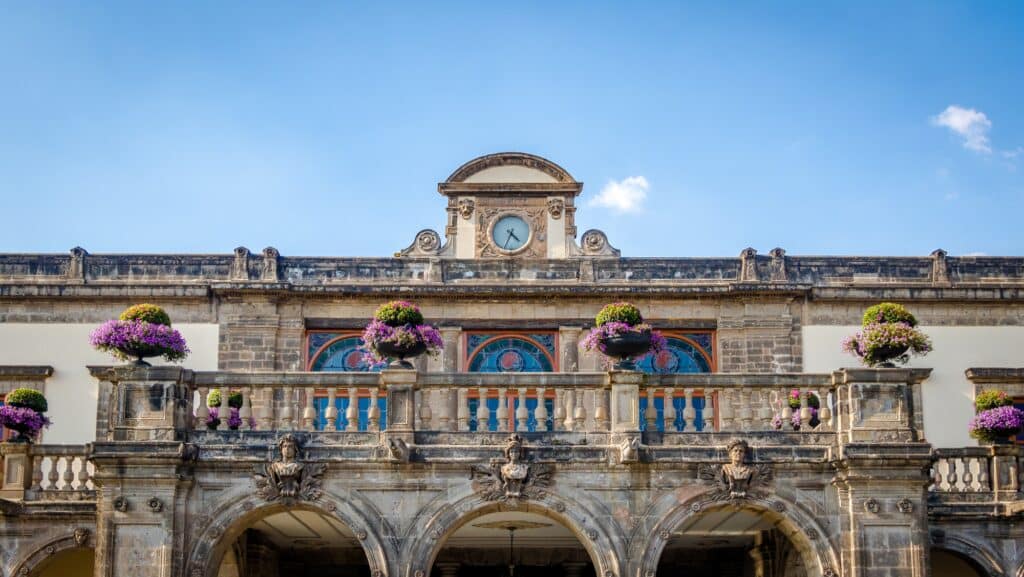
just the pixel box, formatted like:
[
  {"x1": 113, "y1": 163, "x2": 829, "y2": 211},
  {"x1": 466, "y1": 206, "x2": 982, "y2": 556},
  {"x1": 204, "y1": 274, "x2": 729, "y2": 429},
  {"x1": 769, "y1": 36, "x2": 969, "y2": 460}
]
[
  {"x1": 930, "y1": 548, "x2": 994, "y2": 577},
  {"x1": 205, "y1": 507, "x2": 375, "y2": 577},
  {"x1": 432, "y1": 510, "x2": 596, "y2": 577},
  {"x1": 29, "y1": 549, "x2": 94, "y2": 577},
  {"x1": 644, "y1": 500, "x2": 837, "y2": 577}
]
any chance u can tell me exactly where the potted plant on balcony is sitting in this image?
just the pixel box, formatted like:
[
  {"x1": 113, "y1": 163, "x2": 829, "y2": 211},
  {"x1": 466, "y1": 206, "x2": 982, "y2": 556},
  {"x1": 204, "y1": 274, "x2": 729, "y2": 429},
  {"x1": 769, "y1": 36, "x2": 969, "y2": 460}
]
[
  {"x1": 362, "y1": 301, "x2": 443, "y2": 369},
  {"x1": 968, "y1": 390, "x2": 1024, "y2": 444},
  {"x1": 0, "y1": 388, "x2": 51, "y2": 442},
  {"x1": 582, "y1": 302, "x2": 666, "y2": 370},
  {"x1": 841, "y1": 303, "x2": 931, "y2": 367},
  {"x1": 205, "y1": 390, "x2": 246, "y2": 430},
  {"x1": 90, "y1": 304, "x2": 190, "y2": 366}
]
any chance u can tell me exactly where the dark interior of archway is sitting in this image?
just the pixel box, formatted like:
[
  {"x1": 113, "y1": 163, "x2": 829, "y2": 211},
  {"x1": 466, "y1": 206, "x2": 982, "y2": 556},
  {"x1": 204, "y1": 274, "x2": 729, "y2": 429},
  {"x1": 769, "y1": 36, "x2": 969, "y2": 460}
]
[
  {"x1": 657, "y1": 508, "x2": 807, "y2": 577},
  {"x1": 433, "y1": 511, "x2": 595, "y2": 577},
  {"x1": 930, "y1": 549, "x2": 987, "y2": 577},
  {"x1": 215, "y1": 510, "x2": 370, "y2": 577}
]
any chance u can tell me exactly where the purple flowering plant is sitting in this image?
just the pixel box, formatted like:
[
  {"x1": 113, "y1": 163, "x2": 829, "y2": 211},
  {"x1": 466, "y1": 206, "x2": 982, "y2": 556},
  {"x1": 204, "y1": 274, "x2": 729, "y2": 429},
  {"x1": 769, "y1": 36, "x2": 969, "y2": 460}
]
[
  {"x1": 968, "y1": 405, "x2": 1024, "y2": 442},
  {"x1": 842, "y1": 322, "x2": 931, "y2": 367},
  {"x1": 0, "y1": 405, "x2": 51, "y2": 441},
  {"x1": 581, "y1": 303, "x2": 667, "y2": 362},
  {"x1": 90, "y1": 319, "x2": 189, "y2": 363},
  {"x1": 361, "y1": 301, "x2": 443, "y2": 365},
  {"x1": 206, "y1": 407, "x2": 250, "y2": 430}
]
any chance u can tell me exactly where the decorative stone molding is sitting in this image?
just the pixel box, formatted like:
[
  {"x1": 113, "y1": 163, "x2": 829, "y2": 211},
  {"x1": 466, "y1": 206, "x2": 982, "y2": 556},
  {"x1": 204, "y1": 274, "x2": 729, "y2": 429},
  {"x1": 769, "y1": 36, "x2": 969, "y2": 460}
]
[
  {"x1": 73, "y1": 528, "x2": 90, "y2": 547},
  {"x1": 696, "y1": 440, "x2": 773, "y2": 501},
  {"x1": 578, "y1": 229, "x2": 620, "y2": 257},
  {"x1": 931, "y1": 248, "x2": 950, "y2": 285},
  {"x1": 444, "y1": 152, "x2": 576, "y2": 184},
  {"x1": 458, "y1": 199, "x2": 475, "y2": 220},
  {"x1": 618, "y1": 437, "x2": 640, "y2": 464},
  {"x1": 67, "y1": 246, "x2": 87, "y2": 281},
  {"x1": 148, "y1": 496, "x2": 164, "y2": 513},
  {"x1": 396, "y1": 229, "x2": 444, "y2": 257},
  {"x1": 739, "y1": 248, "x2": 759, "y2": 282},
  {"x1": 547, "y1": 198, "x2": 564, "y2": 219},
  {"x1": 385, "y1": 437, "x2": 410, "y2": 463},
  {"x1": 863, "y1": 498, "x2": 880, "y2": 514},
  {"x1": 113, "y1": 495, "x2": 129, "y2": 512},
  {"x1": 231, "y1": 246, "x2": 250, "y2": 281},
  {"x1": 769, "y1": 247, "x2": 787, "y2": 282},
  {"x1": 261, "y1": 246, "x2": 280, "y2": 281},
  {"x1": 470, "y1": 434, "x2": 552, "y2": 505},
  {"x1": 253, "y1": 434, "x2": 325, "y2": 505},
  {"x1": 897, "y1": 498, "x2": 914, "y2": 514}
]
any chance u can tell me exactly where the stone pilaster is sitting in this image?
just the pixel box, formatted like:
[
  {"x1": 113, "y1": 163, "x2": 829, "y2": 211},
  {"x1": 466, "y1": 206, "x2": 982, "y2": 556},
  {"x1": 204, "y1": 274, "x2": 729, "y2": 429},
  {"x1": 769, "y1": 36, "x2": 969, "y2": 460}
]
[
  {"x1": 217, "y1": 295, "x2": 281, "y2": 371},
  {"x1": 558, "y1": 326, "x2": 583, "y2": 372},
  {"x1": 609, "y1": 370, "x2": 642, "y2": 433},
  {"x1": 833, "y1": 368, "x2": 934, "y2": 577},
  {"x1": 439, "y1": 327, "x2": 462, "y2": 372},
  {"x1": 89, "y1": 366, "x2": 193, "y2": 442},
  {"x1": 0, "y1": 443, "x2": 31, "y2": 500}
]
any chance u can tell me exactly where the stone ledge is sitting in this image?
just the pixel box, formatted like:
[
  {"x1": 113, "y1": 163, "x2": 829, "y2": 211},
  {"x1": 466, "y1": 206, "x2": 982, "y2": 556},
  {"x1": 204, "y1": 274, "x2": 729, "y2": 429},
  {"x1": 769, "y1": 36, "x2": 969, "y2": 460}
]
[
  {"x1": 0, "y1": 366, "x2": 53, "y2": 380},
  {"x1": 833, "y1": 367, "x2": 932, "y2": 385},
  {"x1": 964, "y1": 367, "x2": 1024, "y2": 384}
]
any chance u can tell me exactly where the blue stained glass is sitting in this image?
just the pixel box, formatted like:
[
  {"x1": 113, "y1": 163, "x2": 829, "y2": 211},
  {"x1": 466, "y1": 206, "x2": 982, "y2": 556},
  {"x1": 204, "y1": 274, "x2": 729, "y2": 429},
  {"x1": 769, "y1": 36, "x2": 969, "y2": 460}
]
[
  {"x1": 640, "y1": 395, "x2": 706, "y2": 432},
  {"x1": 467, "y1": 397, "x2": 555, "y2": 431},
  {"x1": 313, "y1": 396, "x2": 387, "y2": 431},
  {"x1": 636, "y1": 337, "x2": 712, "y2": 374},
  {"x1": 310, "y1": 336, "x2": 378, "y2": 372},
  {"x1": 468, "y1": 337, "x2": 554, "y2": 373},
  {"x1": 307, "y1": 332, "x2": 337, "y2": 360}
]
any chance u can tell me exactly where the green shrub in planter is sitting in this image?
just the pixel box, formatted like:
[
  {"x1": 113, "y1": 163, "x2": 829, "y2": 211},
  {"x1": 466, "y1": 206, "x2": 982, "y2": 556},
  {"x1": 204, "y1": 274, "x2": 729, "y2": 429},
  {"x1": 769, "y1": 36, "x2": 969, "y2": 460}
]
[
  {"x1": 119, "y1": 303, "x2": 172, "y2": 326},
  {"x1": 373, "y1": 301, "x2": 425, "y2": 327},
  {"x1": 206, "y1": 390, "x2": 243, "y2": 409},
  {"x1": 5, "y1": 388, "x2": 48, "y2": 413},
  {"x1": 595, "y1": 302, "x2": 644, "y2": 327},
  {"x1": 975, "y1": 390, "x2": 1013, "y2": 412},
  {"x1": 862, "y1": 303, "x2": 917, "y2": 327}
]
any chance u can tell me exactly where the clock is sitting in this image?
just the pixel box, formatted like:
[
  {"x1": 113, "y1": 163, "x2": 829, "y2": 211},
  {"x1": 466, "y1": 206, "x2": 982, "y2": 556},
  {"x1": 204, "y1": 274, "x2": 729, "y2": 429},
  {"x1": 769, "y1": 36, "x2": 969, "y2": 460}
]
[{"x1": 491, "y1": 214, "x2": 531, "y2": 252}]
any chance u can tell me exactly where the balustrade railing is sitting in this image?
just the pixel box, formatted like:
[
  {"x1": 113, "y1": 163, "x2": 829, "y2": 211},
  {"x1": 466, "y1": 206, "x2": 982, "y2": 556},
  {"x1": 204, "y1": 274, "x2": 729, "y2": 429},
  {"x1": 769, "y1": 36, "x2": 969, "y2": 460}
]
[
  {"x1": 30, "y1": 445, "x2": 95, "y2": 494},
  {"x1": 930, "y1": 447, "x2": 1021, "y2": 498},
  {"x1": 187, "y1": 372, "x2": 837, "y2": 436}
]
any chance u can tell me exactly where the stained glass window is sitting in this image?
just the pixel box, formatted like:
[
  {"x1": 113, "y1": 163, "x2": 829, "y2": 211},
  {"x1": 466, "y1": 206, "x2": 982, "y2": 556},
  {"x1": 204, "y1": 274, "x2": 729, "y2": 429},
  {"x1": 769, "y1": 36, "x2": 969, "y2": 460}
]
[
  {"x1": 308, "y1": 334, "x2": 378, "y2": 372},
  {"x1": 636, "y1": 334, "x2": 713, "y2": 374},
  {"x1": 466, "y1": 335, "x2": 555, "y2": 373}
]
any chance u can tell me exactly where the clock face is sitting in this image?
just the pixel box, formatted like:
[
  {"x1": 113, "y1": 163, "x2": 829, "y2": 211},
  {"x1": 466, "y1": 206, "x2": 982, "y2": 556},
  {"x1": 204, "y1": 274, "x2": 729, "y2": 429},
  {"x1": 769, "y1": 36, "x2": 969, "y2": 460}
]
[{"x1": 491, "y1": 215, "x2": 531, "y2": 252}]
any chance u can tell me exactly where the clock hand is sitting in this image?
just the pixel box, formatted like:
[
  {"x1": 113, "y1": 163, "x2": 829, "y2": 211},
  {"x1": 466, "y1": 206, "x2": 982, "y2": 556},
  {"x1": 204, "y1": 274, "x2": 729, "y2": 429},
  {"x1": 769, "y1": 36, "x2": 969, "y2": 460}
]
[
  {"x1": 503, "y1": 230, "x2": 513, "y2": 249},
  {"x1": 509, "y1": 230, "x2": 521, "y2": 242}
]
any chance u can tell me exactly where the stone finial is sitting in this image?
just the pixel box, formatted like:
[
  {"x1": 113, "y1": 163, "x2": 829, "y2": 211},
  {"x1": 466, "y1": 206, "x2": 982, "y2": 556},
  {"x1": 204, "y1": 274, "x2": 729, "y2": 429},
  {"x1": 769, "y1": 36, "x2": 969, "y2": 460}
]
[
  {"x1": 231, "y1": 247, "x2": 250, "y2": 281},
  {"x1": 768, "y1": 247, "x2": 787, "y2": 282},
  {"x1": 261, "y1": 247, "x2": 280, "y2": 282},
  {"x1": 739, "y1": 248, "x2": 759, "y2": 282},
  {"x1": 931, "y1": 248, "x2": 950, "y2": 285},
  {"x1": 67, "y1": 246, "x2": 87, "y2": 281},
  {"x1": 396, "y1": 230, "x2": 443, "y2": 258},
  {"x1": 578, "y1": 229, "x2": 620, "y2": 257}
]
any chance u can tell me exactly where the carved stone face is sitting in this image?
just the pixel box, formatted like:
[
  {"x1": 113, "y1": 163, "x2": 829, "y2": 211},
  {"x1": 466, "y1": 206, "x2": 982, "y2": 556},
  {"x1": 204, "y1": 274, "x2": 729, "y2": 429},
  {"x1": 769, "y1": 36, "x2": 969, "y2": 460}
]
[
  {"x1": 728, "y1": 445, "x2": 745, "y2": 466},
  {"x1": 458, "y1": 199, "x2": 475, "y2": 220},
  {"x1": 281, "y1": 440, "x2": 297, "y2": 461}
]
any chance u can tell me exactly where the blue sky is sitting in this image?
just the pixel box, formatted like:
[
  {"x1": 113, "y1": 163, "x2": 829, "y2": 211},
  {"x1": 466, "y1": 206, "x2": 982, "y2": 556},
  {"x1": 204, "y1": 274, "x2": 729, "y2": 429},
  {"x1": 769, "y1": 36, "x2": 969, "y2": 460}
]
[{"x1": 1, "y1": 1, "x2": 1022, "y2": 257}]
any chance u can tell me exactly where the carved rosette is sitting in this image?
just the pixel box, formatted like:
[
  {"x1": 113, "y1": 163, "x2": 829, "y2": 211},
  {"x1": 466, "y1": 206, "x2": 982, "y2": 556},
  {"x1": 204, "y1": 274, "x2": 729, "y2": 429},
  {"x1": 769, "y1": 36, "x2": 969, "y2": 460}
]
[
  {"x1": 253, "y1": 434, "x2": 326, "y2": 505},
  {"x1": 578, "y1": 229, "x2": 620, "y2": 257},
  {"x1": 396, "y1": 229, "x2": 444, "y2": 257},
  {"x1": 471, "y1": 434, "x2": 553, "y2": 506}
]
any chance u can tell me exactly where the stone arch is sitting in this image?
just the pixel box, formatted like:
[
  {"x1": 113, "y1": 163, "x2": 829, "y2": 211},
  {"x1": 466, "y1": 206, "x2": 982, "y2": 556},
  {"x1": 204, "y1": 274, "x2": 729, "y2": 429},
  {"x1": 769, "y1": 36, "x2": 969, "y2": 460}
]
[
  {"x1": 403, "y1": 488, "x2": 625, "y2": 577},
  {"x1": 184, "y1": 491, "x2": 395, "y2": 577},
  {"x1": 10, "y1": 528, "x2": 93, "y2": 577},
  {"x1": 932, "y1": 533, "x2": 1006, "y2": 577},
  {"x1": 635, "y1": 492, "x2": 841, "y2": 577}
]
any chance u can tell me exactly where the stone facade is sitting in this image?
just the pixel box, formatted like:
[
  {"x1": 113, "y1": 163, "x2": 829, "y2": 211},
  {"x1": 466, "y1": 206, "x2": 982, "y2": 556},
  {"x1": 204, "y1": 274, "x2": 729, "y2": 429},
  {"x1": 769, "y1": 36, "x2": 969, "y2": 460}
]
[{"x1": 0, "y1": 153, "x2": 1022, "y2": 577}]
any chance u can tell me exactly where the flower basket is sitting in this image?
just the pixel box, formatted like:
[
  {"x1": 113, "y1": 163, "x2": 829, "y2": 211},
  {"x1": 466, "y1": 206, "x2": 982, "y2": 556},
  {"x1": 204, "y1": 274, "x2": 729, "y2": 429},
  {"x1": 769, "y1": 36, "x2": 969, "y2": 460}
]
[
  {"x1": 582, "y1": 303, "x2": 666, "y2": 370},
  {"x1": 842, "y1": 304, "x2": 931, "y2": 368},
  {"x1": 361, "y1": 301, "x2": 442, "y2": 369},
  {"x1": 969, "y1": 405, "x2": 1024, "y2": 444},
  {"x1": 0, "y1": 389, "x2": 51, "y2": 443},
  {"x1": 90, "y1": 304, "x2": 189, "y2": 366}
]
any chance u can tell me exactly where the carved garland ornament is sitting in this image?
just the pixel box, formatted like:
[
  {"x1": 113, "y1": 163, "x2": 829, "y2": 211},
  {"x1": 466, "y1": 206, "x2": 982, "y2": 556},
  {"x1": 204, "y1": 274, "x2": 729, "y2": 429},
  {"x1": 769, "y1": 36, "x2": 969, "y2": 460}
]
[
  {"x1": 253, "y1": 434, "x2": 326, "y2": 505},
  {"x1": 471, "y1": 434, "x2": 553, "y2": 506},
  {"x1": 696, "y1": 440, "x2": 773, "y2": 501}
]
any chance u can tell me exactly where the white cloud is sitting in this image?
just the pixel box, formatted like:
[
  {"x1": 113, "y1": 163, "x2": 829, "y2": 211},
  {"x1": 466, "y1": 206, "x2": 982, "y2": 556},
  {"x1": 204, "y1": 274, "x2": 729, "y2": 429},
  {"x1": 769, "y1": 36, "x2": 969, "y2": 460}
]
[
  {"x1": 589, "y1": 176, "x2": 649, "y2": 214},
  {"x1": 1002, "y1": 146, "x2": 1024, "y2": 159},
  {"x1": 963, "y1": 252, "x2": 988, "y2": 257},
  {"x1": 932, "y1": 105, "x2": 992, "y2": 153}
]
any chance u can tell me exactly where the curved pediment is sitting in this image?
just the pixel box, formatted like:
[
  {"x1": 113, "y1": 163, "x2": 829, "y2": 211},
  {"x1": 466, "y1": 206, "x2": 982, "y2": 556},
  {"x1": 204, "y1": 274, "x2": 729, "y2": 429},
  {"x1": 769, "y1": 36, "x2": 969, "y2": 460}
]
[{"x1": 445, "y1": 152, "x2": 576, "y2": 184}]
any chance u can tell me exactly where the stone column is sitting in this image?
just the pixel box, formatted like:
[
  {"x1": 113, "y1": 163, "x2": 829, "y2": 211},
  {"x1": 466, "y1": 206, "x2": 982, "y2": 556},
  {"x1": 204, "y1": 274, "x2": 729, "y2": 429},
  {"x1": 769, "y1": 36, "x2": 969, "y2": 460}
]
[
  {"x1": 558, "y1": 327, "x2": 582, "y2": 372},
  {"x1": 833, "y1": 368, "x2": 934, "y2": 577},
  {"x1": 439, "y1": 327, "x2": 462, "y2": 372}
]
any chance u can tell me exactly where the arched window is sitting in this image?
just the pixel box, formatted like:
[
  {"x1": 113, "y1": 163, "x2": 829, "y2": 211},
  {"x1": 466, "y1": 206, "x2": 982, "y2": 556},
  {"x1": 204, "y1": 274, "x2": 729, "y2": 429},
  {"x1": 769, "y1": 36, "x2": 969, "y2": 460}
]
[
  {"x1": 637, "y1": 333, "x2": 714, "y2": 432},
  {"x1": 307, "y1": 334, "x2": 378, "y2": 372},
  {"x1": 635, "y1": 334, "x2": 713, "y2": 374},
  {"x1": 466, "y1": 334, "x2": 556, "y2": 373}
]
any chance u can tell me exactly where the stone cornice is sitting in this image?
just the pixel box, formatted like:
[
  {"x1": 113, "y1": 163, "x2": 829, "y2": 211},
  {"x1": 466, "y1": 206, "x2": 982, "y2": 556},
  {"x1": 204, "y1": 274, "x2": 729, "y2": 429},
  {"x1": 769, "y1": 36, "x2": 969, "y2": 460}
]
[
  {"x1": 964, "y1": 368, "x2": 1024, "y2": 384},
  {"x1": 0, "y1": 366, "x2": 53, "y2": 381},
  {"x1": 833, "y1": 368, "x2": 933, "y2": 385}
]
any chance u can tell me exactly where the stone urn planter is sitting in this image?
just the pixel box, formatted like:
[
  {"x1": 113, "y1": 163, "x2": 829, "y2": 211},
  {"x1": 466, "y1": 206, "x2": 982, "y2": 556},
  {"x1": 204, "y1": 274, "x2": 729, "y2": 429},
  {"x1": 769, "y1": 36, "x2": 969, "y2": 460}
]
[
  {"x1": 600, "y1": 330, "x2": 654, "y2": 370},
  {"x1": 362, "y1": 301, "x2": 443, "y2": 369},
  {"x1": 374, "y1": 341, "x2": 428, "y2": 369}
]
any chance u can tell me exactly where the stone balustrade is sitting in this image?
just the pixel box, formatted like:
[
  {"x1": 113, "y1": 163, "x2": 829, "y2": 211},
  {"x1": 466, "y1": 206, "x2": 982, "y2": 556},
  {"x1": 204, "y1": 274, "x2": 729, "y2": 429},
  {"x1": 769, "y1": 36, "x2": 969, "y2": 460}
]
[
  {"x1": 929, "y1": 446, "x2": 1022, "y2": 504},
  {"x1": 180, "y1": 371, "x2": 839, "y2": 437},
  {"x1": 0, "y1": 443, "x2": 94, "y2": 501}
]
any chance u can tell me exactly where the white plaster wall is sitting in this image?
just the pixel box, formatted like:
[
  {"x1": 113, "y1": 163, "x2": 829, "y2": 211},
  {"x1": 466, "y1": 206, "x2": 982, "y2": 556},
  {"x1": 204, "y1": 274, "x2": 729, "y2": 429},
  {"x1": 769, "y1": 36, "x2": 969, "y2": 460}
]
[
  {"x1": 803, "y1": 325, "x2": 1024, "y2": 448},
  {"x1": 0, "y1": 324, "x2": 219, "y2": 444}
]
